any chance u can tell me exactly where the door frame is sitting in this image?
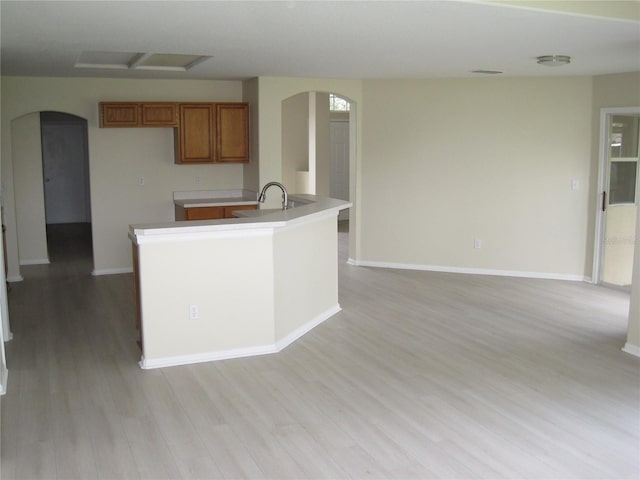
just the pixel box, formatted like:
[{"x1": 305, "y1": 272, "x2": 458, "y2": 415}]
[
  {"x1": 329, "y1": 116, "x2": 350, "y2": 220},
  {"x1": 593, "y1": 106, "x2": 640, "y2": 284}
]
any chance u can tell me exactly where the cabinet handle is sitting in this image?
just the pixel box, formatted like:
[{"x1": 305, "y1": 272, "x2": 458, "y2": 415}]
[{"x1": 602, "y1": 191, "x2": 607, "y2": 212}]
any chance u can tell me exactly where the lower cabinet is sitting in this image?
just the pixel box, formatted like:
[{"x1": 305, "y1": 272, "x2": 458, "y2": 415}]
[
  {"x1": 182, "y1": 206, "x2": 224, "y2": 220},
  {"x1": 175, "y1": 204, "x2": 256, "y2": 221},
  {"x1": 223, "y1": 204, "x2": 256, "y2": 217}
]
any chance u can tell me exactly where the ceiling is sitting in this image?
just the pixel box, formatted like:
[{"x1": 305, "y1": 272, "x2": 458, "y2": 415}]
[{"x1": 1, "y1": 0, "x2": 639, "y2": 80}]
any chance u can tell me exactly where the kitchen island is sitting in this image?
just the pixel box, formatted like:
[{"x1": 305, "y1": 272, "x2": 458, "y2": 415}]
[{"x1": 129, "y1": 194, "x2": 351, "y2": 369}]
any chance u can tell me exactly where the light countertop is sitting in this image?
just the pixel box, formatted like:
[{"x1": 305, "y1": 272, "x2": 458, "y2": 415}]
[
  {"x1": 173, "y1": 189, "x2": 258, "y2": 208},
  {"x1": 131, "y1": 194, "x2": 351, "y2": 241}
]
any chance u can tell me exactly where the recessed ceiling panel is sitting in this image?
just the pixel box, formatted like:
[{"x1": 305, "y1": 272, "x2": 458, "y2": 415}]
[
  {"x1": 136, "y1": 53, "x2": 210, "y2": 70},
  {"x1": 75, "y1": 51, "x2": 141, "y2": 69},
  {"x1": 75, "y1": 51, "x2": 210, "y2": 72}
]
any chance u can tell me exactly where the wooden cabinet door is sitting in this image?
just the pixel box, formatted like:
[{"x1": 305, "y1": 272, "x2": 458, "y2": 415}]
[
  {"x1": 100, "y1": 102, "x2": 140, "y2": 127},
  {"x1": 185, "y1": 206, "x2": 224, "y2": 220},
  {"x1": 177, "y1": 104, "x2": 215, "y2": 164},
  {"x1": 223, "y1": 204, "x2": 257, "y2": 218},
  {"x1": 216, "y1": 103, "x2": 249, "y2": 163},
  {"x1": 141, "y1": 103, "x2": 178, "y2": 126}
]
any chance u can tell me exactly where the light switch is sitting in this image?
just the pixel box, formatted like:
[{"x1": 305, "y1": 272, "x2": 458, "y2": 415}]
[{"x1": 571, "y1": 179, "x2": 579, "y2": 190}]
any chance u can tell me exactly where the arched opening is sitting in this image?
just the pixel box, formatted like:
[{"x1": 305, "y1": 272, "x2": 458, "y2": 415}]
[
  {"x1": 40, "y1": 112, "x2": 92, "y2": 267},
  {"x1": 281, "y1": 91, "x2": 355, "y2": 260},
  {"x1": 11, "y1": 111, "x2": 93, "y2": 273}
]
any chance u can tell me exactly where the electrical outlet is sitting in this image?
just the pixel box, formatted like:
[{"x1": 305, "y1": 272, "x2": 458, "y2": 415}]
[
  {"x1": 189, "y1": 304, "x2": 199, "y2": 320},
  {"x1": 195, "y1": 175, "x2": 201, "y2": 184},
  {"x1": 138, "y1": 176, "x2": 145, "y2": 186},
  {"x1": 571, "y1": 179, "x2": 579, "y2": 190},
  {"x1": 474, "y1": 239, "x2": 481, "y2": 249}
]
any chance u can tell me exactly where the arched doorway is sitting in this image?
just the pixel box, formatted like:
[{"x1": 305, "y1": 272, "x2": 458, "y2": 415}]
[
  {"x1": 11, "y1": 111, "x2": 92, "y2": 271},
  {"x1": 280, "y1": 90, "x2": 354, "y2": 245},
  {"x1": 40, "y1": 112, "x2": 92, "y2": 265}
]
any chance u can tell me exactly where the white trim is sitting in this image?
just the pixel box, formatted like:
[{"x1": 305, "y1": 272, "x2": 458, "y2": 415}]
[
  {"x1": 275, "y1": 304, "x2": 341, "y2": 351},
  {"x1": 350, "y1": 259, "x2": 588, "y2": 282},
  {"x1": 0, "y1": 367, "x2": 8, "y2": 395},
  {"x1": 130, "y1": 227, "x2": 275, "y2": 246},
  {"x1": 277, "y1": 210, "x2": 339, "y2": 232},
  {"x1": 19, "y1": 258, "x2": 49, "y2": 265},
  {"x1": 622, "y1": 342, "x2": 640, "y2": 358},
  {"x1": 139, "y1": 304, "x2": 341, "y2": 370},
  {"x1": 6, "y1": 275, "x2": 23, "y2": 283},
  {"x1": 139, "y1": 345, "x2": 277, "y2": 370},
  {"x1": 91, "y1": 267, "x2": 133, "y2": 276}
]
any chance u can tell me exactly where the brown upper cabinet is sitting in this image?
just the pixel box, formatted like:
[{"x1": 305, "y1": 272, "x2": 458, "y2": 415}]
[
  {"x1": 176, "y1": 104, "x2": 216, "y2": 164},
  {"x1": 216, "y1": 103, "x2": 250, "y2": 163},
  {"x1": 100, "y1": 102, "x2": 178, "y2": 127},
  {"x1": 141, "y1": 103, "x2": 179, "y2": 127},
  {"x1": 99, "y1": 101, "x2": 249, "y2": 164},
  {"x1": 100, "y1": 102, "x2": 140, "y2": 127}
]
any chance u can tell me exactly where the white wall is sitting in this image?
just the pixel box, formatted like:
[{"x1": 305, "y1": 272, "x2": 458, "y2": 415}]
[
  {"x1": 281, "y1": 93, "x2": 309, "y2": 193},
  {"x1": 359, "y1": 77, "x2": 594, "y2": 279},
  {"x1": 273, "y1": 215, "x2": 338, "y2": 341},
  {"x1": 1, "y1": 76, "x2": 243, "y2": 276},
  {"x1": 138, "y1": 232, "x2": 275, "y2": 362},
  {"x1": 625, "y1": 199, "x2": 640, "y2": 355},
  {"x1": 315, "y1": 92, "x2": 331, "y2": 197},
  {"x1": 11, "y1": 113, "x2": 48, "y2": 267},
  {"x1": 242, "y1": 78, "x2": 260, "y2": 193}
]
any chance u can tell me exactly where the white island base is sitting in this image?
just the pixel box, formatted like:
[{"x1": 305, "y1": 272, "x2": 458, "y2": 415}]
[{"x1": 129, "y1": 195, "x2": 351, "y2": 369}]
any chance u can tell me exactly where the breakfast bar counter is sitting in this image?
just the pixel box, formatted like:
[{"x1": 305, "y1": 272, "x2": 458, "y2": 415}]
[{"x1": 129, "y1": 194, "x2": 351, "y2": 369}]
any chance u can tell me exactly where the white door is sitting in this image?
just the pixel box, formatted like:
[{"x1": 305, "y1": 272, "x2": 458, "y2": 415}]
[
  {"x1": 600, "y1": 113, "x2": 639, "y2": 287},
  {"x1": 41, "y1": 117, "x2": 90, "y2": 224},
  {"x1": 330, "y1": 119, "x2": 350, "y2": 220}
]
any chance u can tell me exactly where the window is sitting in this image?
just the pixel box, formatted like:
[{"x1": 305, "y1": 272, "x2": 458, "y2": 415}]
[
  {"x1": 609, "y1": 115, "x2": 639, "y2": 205},
  {"x1": 329, "y1": 94, "x2": 350, "y2": 112},
  {"x1": 610, "y1": 162, "x2": 637, "y2": 204}
]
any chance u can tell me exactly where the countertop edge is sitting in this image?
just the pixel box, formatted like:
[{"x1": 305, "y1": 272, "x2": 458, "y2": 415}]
[{"x1": 130, "y1": 195, "x2": 351, "y2": 244}]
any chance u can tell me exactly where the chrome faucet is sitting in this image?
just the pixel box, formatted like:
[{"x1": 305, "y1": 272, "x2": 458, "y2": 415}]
[{"x1": 258, "y1": 181, "x2": 288, "y2": 210}]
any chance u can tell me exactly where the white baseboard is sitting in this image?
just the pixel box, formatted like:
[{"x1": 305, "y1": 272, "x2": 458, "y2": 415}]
[
  {"x1": 140, "y1": 345, "x2": 277, "y2": 370},
  {"x1": 622, "y1": 342, "x2": 640, "y2": 358},
  {"x1": 275, "y1": 304, "x2": 341, "y2": 351},
  {"x1": 6, "y1": 275, "x2": 23, "y2": 283},
  {"x1": 349, "y1": 259, "x2": 588, "y2": 282},
  {"x1": 92, "y1": 267, "x2": 133, "y2": 276},
  {"x1": 139, "y1": 304, "x2": 341, "y2": 370},
  {"x1": 19, "y1": 258, "x2": 49, "y2": 265}
]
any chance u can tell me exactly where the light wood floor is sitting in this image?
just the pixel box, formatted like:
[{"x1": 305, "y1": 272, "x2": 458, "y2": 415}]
[{"x1": 1, "y1": 222, "x2": 638, "y2": 479}]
